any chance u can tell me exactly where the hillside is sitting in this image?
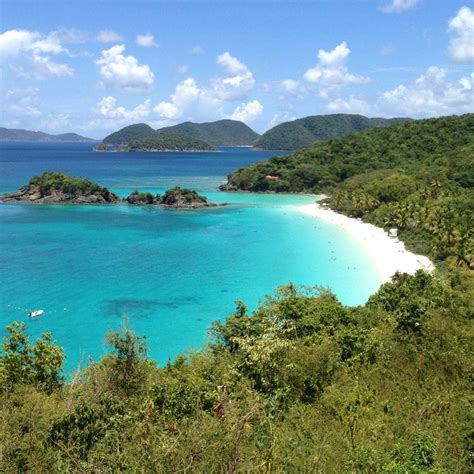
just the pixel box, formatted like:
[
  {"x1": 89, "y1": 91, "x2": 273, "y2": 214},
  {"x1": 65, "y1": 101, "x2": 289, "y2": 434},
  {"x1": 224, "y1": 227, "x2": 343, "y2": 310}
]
[
  {"x1": 1, "y1": 113, "x2": 473, "y2": 472},
  {"x1": 253, "y1": 114, "x2": 411, "y2": 150},
  {"x1": 226, "y1": 114, "x2": 474, "y2": 192},
  {"x1": 157, "y1": 119, "x2": 260, "y2": 146},
  {"x1": 102, "y1": 123, "x2": 155, "y2": 145},
  {"x1": 129, "y1": 132, "x2": 214, "y2": 151},
  {"x1": 0, "y1": 127, "x2": 96, "y2": 142}
]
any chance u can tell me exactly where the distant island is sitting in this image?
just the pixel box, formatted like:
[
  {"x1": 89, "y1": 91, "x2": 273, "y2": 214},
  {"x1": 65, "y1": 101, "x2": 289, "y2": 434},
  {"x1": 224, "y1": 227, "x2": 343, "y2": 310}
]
[
  {"x1": 253, "y1": 114, "x2": 412, "y2": 150},
  {"x1": 157, "y1": 119, "x2": 260, "y2": 147},
  {"x1": 0, "y1": 172, "x2": 221, "y2": 209},
  {"x1": 97, "y1": 119, "x2": 260, "y2": 151},
  {"x1": 96, "y1": 115, "x2": 415, "y2": 153},
  {"x1": 129, "y1": 132, "x2": 215, "y2": 152},
  {"x1": 0, "y1": 127, "x2": 96, "y2": 142}
]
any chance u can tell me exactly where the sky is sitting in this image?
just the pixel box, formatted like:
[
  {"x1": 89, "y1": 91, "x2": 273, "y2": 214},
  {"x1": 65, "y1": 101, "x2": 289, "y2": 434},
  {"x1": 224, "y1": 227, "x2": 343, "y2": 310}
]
[{"x1": 0, "y1": 0, "x2": 473, "y2": 138}]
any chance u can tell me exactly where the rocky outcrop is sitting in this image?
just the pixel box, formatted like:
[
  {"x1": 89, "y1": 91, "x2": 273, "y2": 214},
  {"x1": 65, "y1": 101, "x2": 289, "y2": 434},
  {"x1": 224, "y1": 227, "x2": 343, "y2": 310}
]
[
  {"x1": 218, "y1": 182, "x2": 239, "y2": 192},
  {"x1": 159, "y1": 187, "x2": 217, "y2": 209},
  {"x1": 124, "y1": 187, "x2": 223, "y2": 209},
  {"x1": 0, "y1": 184, "x2": 119, "y2": 204},
  {"x1": 125, "y1": 191, "x2": 158, "y2": 205}
]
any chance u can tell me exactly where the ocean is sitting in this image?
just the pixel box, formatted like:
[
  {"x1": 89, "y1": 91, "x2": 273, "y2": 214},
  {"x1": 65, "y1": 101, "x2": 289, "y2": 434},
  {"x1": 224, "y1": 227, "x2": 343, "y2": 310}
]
[{"x1": 0, "y1": 142, "x2": 381, "y2": 373}]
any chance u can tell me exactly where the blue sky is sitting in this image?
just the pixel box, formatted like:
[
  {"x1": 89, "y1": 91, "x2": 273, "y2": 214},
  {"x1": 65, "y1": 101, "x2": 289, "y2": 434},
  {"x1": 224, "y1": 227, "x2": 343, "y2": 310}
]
[{"x1": 1, "y1": 0, "x2": 473, "y2": 138}]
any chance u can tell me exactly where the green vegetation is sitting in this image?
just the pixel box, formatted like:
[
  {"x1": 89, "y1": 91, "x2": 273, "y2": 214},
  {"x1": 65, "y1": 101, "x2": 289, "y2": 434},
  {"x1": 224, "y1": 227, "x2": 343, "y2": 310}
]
[
  {"x1": 1, "y1": 267, "x2": 471, "y2": 471},
  {"x1": 102, "y1": 123, "x2": 155, "y2": 144},
  {"x1": 129, "y1": 132, "x2": 214, "y2": 151},
  {"x1": 1, "y1": 114, "x2": 472, "y2": 471},
  {"x1": 29, "y1": 172, "x2": 113, "y2": 199},
  {"x1": 125, "y1": 190, "x2": 157, "y2": 204},
  {"x1": 161, "y1": 186, "x2": 208, "y2": 205},
  {"x1": 253, "y1": 114, "x2": 411, "y2": 150},
  {"x1": 0, "y1": 127, "x2": 95, "y2": 142},
  {"x1": 227, "y1": 113, "x2": 474, "y2": 268},
  {"x1": 158, "y1": 119, "x2": 260, "y2": 146}
]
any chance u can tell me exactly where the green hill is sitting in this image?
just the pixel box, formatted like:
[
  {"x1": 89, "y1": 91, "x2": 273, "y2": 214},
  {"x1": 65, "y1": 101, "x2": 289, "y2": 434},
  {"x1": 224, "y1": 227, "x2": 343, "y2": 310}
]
[
  {"x1": 157, "y1": 119, "x2": 260, "y2": 146},
  {"x1": 0, "y1": 127, "x2": 96, "y2": 142},
  {"x1": 253, "y1": 114, "x2": 411, "y2": 150},
  {"x1": 226, "y1": 114, "x2": 473, "y2": 192},
  {"x1": 129, "y1": 132, "x2": 214, "y2": 151},
  {"x1": 102, "y1": 123, "x2": 155, "y2": 145}
]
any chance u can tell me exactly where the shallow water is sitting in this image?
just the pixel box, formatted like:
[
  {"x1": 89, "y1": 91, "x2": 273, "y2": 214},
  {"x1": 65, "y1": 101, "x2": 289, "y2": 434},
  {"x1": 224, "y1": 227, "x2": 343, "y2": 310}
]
[{"x1": 0, "y1": 143, "x2": 381, "y2": 372}]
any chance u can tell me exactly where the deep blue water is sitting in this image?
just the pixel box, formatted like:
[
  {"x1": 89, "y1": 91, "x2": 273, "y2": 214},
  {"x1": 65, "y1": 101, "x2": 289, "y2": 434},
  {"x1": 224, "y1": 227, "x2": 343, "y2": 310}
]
[{"x1": 0, "y1": 142, "x2": 381, "y2": 373}]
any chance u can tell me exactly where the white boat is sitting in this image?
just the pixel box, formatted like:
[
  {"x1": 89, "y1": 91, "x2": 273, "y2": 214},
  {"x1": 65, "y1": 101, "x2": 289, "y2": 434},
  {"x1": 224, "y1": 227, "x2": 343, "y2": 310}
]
[{"x1": 28, "y1": 309, "x2": 44, "y2": 318}]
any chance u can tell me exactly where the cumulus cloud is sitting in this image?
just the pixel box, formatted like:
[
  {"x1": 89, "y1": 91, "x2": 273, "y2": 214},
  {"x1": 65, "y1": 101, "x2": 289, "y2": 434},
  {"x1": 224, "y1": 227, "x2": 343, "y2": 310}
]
[
  {"x1": 97, "y1": 30, "x2": 123, "y2": 43},
  {"x1": 0, "y1": 29, "x2": 74, "y2": 78},
  {"x1": 448, "y1": 6, "x2": 474, "y2": 63},
  {"x1": 211, "y1": 52, "x2": 255, "y2": 100},
  {"x1": 303, "y1": 42, "x2": 368, "y2": 92},
  {"x1": 96, "y1": 44, "x2": 154, "y2": 92},
  {"x1": 380, "y1": 0, "x2": 419, "y2": 14},
  {"x1": 228, "y1": 100, "x2": 263, "y2": 123},
  {"x1": 136, "y1": 33, "x2": 159, "y2": 48},
  {"x1": 154, "y1": 77, "x2": 220, "y2": 121},
  {"x1": 154, "y1": 51, "x2": 255, "y2": 123},
  {"x1": 96, "y1": 96, "x2": 151, "y2": 121},
  {"x1": 380, "y1": 66, "x2": 474, "y2": 116}
]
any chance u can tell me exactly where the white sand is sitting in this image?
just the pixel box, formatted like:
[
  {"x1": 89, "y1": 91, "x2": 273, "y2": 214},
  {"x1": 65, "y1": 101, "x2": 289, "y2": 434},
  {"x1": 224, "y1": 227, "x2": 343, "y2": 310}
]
[{"x1": 296, "y1": 203, "x2": 434, "y2": 284}]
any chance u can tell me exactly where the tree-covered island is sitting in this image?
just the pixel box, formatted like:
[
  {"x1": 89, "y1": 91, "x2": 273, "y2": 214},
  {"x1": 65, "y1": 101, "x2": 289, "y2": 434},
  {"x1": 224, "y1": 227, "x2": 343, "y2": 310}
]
[{"x1": 0, "y1": 172, "x2": 221, "y2": 209}]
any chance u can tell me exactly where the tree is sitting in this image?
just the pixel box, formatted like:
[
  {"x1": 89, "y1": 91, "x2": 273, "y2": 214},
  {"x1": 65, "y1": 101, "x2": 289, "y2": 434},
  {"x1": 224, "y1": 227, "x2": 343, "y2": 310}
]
[
  {"x1": 0, "y1": 322, "x2": 64, "y2": 394},
  {"x1": 106, "y1": 322, "x2": 148, "y2": 395}
]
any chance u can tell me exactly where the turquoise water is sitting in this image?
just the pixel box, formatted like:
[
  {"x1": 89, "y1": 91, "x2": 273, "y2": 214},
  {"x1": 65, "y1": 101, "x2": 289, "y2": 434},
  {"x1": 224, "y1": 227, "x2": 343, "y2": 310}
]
[{"x1": 0, "y1": 144, "x2": 381, "y2": 373}]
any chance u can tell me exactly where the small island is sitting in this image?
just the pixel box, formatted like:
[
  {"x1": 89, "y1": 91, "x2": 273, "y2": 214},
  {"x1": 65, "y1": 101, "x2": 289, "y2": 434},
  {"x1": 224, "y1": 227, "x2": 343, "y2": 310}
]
[
  {"x1": 128, "y1": 133, "x2": 214, "y2": 152},
  {"x1": 0, "y1": 172, "x2": 120, "y2": 204},
  {"x1": 0, "y1": 172, "x2": 222, "y2": 209},
  {"x1": 94, "y1": 124, "x2": 216, "y2": 152},
  {"x1": 125, "y1": 187, "x2": 219, "y2": 209}
]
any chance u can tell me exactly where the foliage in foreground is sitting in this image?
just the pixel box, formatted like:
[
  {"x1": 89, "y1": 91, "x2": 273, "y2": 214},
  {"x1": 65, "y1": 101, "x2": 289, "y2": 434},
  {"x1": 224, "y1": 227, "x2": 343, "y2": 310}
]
[{"x1": 1, "y1": 269, "x2": 472, "y2": 472}]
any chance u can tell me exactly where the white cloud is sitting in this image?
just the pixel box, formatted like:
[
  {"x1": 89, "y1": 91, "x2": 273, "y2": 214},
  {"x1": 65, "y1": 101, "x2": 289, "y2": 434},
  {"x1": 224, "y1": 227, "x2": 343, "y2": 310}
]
[
  {"x1": 136, "y1": 33, "x2": 159, "y2": 48},
  {"x1": 229, "y1": 100, "x2": 263, "y2": 123},
  {"x1": 153, "y1": 52, "x2": 256, "y2": 124},
  {"x1": 190, "y1": 44, "x2": 204, "y2": 55},
  {"x1": 154, "y1": 77, "x2": 220, "y2": 121},
  {"x1": 96, "y1": 44, "x2": 154, "y2": 92},
  {"x1": 380, "y1": 0, "x2": 419, "y2": 14},
  {"x1": 217, "y1": 51, "x2": 247, "y2": 74},
  {"x1": 281, "y1": 79, "x2": 301, "y2": 94},
  {"x1": 96, "y1": 96, "x2": 151, "y2": 121},
  {"x1": 0, "y1": 29, "x2": 74, "y2": 78},
  {"x1": 381, "y1": 66, "x2": 474, "y2": 116},
  {"x1": 211, "y1": 52, "x2": 255, "y2": 100},
  {"x1": 326, "y1": 96, "x2": 371, "y2": 114},
  {"x1": 97, "y1": 30, "x2": 123, "y2": 43},
  {"x1": 1, "y1": 88, "x2": 42, "y2": 120},
  {"x1": 177, "y1": 64, "x2": 189, "y2": 74},
  {"x1": 303, "y1": 42, "x2": 368, "y2": 91},
  {"x1": 448, "y1": 6, "x2": 474, "y2": 63}
]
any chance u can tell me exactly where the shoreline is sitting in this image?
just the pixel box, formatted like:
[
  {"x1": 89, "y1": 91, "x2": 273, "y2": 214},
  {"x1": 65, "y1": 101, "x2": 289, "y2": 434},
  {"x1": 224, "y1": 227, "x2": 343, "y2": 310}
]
[{"x1": 296, "y1": 203, "x2": 434, "y2": 284}]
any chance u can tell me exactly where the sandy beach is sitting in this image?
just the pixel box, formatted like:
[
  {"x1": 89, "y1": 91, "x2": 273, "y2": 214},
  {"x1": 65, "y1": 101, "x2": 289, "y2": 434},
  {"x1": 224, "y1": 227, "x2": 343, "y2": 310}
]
[{"x1": 297, "y1": 203, "x2": 435, "y2": 284}]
